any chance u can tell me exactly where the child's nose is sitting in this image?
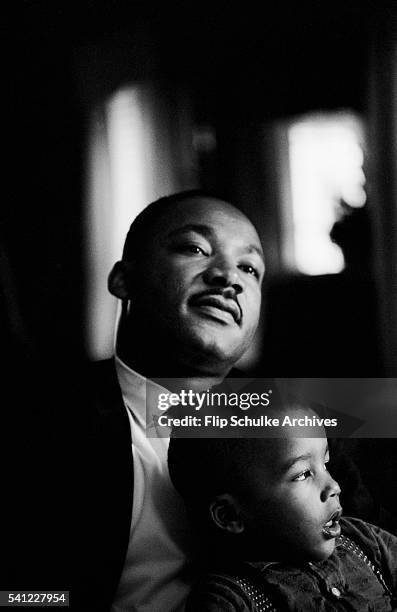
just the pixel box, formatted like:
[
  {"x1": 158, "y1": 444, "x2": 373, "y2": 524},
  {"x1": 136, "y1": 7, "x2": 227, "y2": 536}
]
[{"x1": 320, "y1": 472, "x2": 341, "y2": 502}]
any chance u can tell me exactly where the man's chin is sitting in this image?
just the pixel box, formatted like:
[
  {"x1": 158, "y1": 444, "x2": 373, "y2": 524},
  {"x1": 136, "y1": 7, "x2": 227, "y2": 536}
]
[{"x1": 181, "y1": 325, "x2": 247, "y2": 368}]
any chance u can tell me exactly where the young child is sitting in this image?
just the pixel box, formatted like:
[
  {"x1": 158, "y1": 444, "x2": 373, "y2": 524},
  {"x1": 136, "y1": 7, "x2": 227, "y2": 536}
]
[{"x1": 168, "y1": 404, "x2": 397, "y2": 611}]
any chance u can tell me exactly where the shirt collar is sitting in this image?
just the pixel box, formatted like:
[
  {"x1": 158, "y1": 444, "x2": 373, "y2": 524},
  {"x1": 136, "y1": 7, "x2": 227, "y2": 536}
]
[
  {"x1": 115, "y1": 354, "x2": 170, "y2": 434},
  {"x1": 115, "y1": 354, "x2": 147, "y2": 425}
]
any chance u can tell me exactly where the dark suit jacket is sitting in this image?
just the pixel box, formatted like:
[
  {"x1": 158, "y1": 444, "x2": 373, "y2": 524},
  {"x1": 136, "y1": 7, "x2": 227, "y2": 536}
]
[
  {"x1": 3, "y1": 358, "x2": 133, "y2": 612},
  {"x1": 72, "y1": 359, "x2": 134, "y2": 611}
]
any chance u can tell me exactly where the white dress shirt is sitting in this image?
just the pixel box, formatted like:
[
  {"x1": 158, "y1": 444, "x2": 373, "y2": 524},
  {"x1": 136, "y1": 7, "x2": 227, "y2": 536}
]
[{"x1": 111, "y1": 356, "x2": 194, "y2": 612}]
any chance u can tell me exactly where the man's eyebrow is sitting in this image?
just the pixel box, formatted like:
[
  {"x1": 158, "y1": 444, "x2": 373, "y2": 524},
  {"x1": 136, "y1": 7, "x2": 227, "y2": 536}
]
[
  {"x1": 166, "y1": 224, "x2": 265, "y2": 262},
  {"x1": 245, "y1": 244, "x2": 265, "y2": 262},
  {"x1": 166, "y1": 224, "x2": 214, "y2": 239}
]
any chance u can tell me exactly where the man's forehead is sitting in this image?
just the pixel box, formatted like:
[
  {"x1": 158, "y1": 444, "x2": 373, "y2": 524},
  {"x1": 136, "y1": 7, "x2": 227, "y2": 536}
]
[
  {"x1": 159, "y1": 197, "x2": 262, "y2": 244},
  {"x1": 171, "y1": 196, "x2": 248, "y2": 220}
]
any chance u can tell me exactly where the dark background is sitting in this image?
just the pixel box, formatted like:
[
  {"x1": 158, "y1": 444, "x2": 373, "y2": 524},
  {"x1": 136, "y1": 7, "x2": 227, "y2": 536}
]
[{"x1": 5, "y1": 1, "x2": 397, "y2": 377}]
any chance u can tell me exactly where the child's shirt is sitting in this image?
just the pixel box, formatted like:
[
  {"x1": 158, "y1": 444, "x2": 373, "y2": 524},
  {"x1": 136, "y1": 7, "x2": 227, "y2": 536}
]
[{"x1": 186, "y1": 518, "x2": 397, "y2": 611}]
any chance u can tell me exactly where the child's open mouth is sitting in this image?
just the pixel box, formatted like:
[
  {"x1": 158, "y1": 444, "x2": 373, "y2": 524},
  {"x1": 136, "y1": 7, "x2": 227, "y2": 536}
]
[{"x1": 322, "y1": 508, "x2": 342, "y2": 539}]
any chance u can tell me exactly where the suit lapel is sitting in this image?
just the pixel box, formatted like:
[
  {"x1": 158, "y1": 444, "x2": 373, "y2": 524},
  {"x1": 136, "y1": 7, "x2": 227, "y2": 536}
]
[{"x1": 73, "y1": 359, "x2": 134, "y2": 611}]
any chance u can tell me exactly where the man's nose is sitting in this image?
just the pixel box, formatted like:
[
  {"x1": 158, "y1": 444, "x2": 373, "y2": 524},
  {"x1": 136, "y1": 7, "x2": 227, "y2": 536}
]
[
  {"x1": 202, "y1": 258, "x2": 243, "y2": 294},
  {"x1": 320, "y1": 472, "x2": 341, "y2": 503}
]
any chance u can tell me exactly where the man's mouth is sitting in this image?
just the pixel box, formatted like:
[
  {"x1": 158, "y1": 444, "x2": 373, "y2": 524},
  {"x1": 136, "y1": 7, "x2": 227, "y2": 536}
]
[
  {"x1": 322, "y1": 508, "x2": 342, "y2": 539},
  {"x1": 189, "y1": 292, "x2": 242, "y2": 324}
]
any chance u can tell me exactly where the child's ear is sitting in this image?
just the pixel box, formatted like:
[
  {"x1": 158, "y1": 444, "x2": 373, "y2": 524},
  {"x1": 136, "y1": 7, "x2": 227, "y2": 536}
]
[{"x1": 209, "y1": 494, "x2": 244, "y2": 534}]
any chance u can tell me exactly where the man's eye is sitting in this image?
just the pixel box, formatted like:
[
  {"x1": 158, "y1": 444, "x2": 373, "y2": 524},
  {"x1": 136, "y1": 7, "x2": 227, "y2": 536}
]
[
  {"x1": 179, "y1": 244, "x2": 207, "y2": 255},
  {"x1": 239, "y1": 264, "x2": 259, "y2": 278},
  {"x1": 294, "y1": 469, "x2": 312, "y2": 481}
]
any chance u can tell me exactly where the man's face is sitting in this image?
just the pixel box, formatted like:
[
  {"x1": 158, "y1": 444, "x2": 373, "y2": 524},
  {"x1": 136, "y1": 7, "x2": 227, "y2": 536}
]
[
  {"x1": 240, "y1": 432, "x2": 342, "y2": 562},
  {"x1": 130, "y1": 197, "x2": 264, "y2": 368}
]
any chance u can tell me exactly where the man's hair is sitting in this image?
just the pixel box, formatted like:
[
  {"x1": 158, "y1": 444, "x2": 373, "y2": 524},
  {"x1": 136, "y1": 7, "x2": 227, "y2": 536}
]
[{"x1": 122, "y1": 189, "x2": 229, "y2": 262}]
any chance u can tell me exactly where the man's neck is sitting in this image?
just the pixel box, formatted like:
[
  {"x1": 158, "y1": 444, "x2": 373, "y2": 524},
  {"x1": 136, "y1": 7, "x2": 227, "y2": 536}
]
[{"x1": 117, "y1": 332, "x2": 231, "y2": 393}]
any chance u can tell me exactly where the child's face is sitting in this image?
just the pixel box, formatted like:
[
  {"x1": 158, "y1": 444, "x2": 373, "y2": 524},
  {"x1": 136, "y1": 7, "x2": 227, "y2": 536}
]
[{"x1": 239, "y1": 434, "x2": 342, "y2": 562}]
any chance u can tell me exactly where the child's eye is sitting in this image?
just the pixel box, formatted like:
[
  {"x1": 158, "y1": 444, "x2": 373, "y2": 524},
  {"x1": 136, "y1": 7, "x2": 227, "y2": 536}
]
[
  {"x1": 294, "y1": 469, "x2": 313, "y2": 481},
  {"x1": 238, "y1": 264, "x2": 259, "y2": 278}
]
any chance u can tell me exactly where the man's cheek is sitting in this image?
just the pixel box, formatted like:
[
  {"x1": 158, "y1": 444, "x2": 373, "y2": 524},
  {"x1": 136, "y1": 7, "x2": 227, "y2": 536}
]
[{"x1": 170, "y1": 274, "x2": 192, "y2": 300}]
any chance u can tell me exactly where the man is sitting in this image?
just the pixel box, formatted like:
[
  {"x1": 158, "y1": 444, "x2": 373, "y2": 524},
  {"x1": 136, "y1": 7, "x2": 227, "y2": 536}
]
[{"x1": 75, "y1": 191, "x2": 265, "y2": 611}]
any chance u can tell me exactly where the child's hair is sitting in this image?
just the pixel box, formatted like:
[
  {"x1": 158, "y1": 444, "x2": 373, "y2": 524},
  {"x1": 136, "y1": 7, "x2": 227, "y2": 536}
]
[
  {"x1": 168, "y1": 436, "x2": 284, "y2": 532},
  {"x1": 169, "y1": 438, "x2": 262, "y2": 501}
]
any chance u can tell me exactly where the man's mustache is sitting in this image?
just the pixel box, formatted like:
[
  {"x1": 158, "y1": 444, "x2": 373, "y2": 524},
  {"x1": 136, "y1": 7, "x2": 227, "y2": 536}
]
[{"x1": 189, "y1": 288, "x2": 242, "y2": 323}]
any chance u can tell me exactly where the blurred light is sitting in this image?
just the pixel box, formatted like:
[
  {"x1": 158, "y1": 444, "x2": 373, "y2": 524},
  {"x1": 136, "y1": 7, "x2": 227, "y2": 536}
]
[
  {"x1": 192, "y1": 125, "x2": 217, "y2": 153},
  {"x1": 85, "y1": 84, "x2": 196, "y2": 359},
  {"x1": 85, "y1": 87, "x2": 150, "y2": 359},
  {"x1": 288, "y1": 112, "x2": 366, "y2": 275}
]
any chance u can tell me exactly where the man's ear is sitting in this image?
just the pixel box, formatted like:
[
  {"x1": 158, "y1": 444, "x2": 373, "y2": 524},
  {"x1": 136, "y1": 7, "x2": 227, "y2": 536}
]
[
  {"x1": 108, "y1": 261, "x2": 134, "y2": 299},
  {"x1": 209, "y1": 494, "x2": 244, "y2": 534}
]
